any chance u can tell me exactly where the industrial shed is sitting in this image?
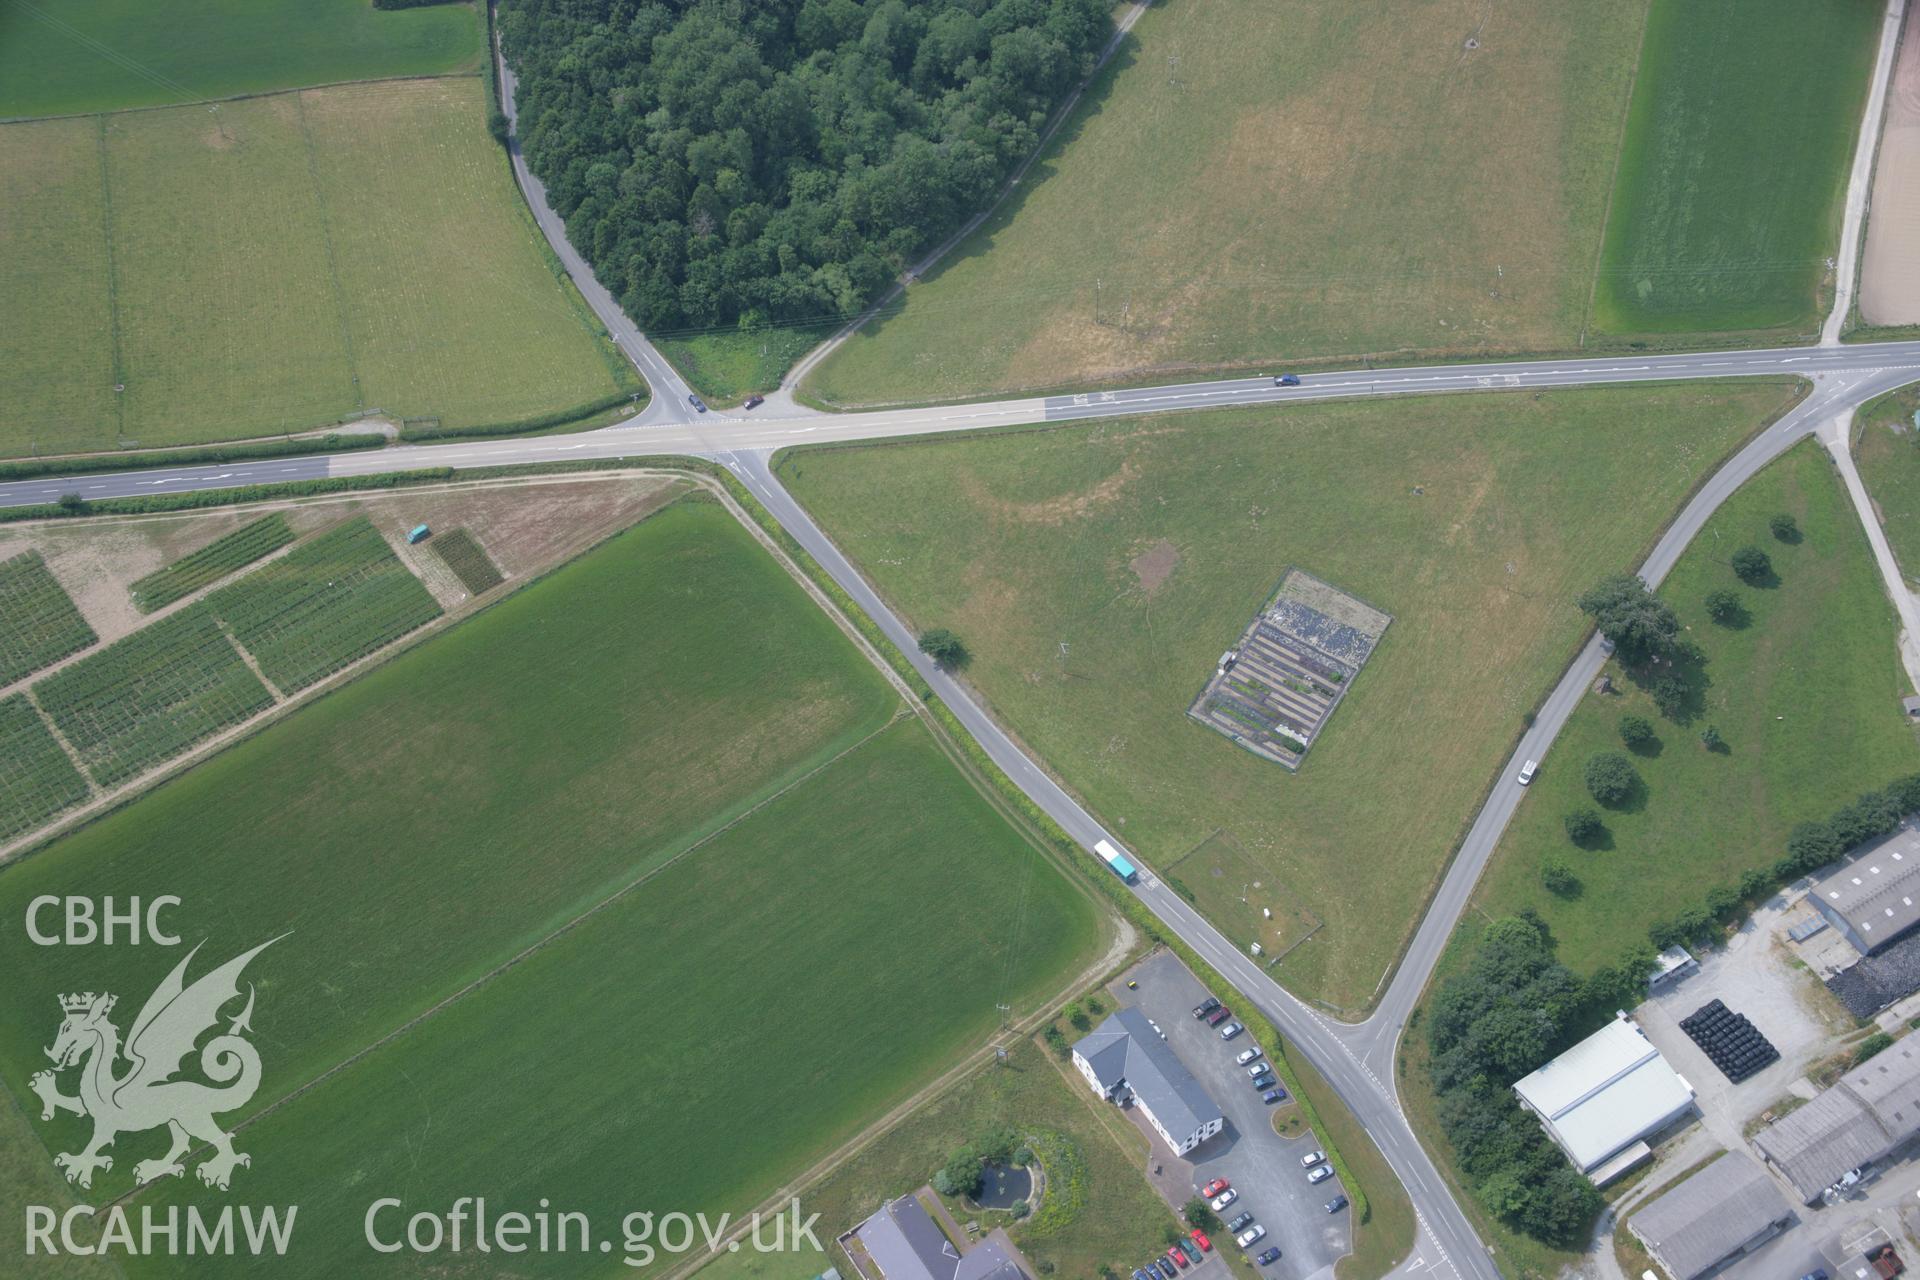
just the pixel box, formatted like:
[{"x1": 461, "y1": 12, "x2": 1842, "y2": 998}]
[
  {"x1": 1628, "y1": 1152, "x2": 1793, "y2": 1280},
  {"x1": 1513, "y1": 1013, "x2": 1695, "y2": 1181},
  {"x1": 1752, "y1": 1038, "x2": 1920, "y2": 1202},
  {"x1": 1810, "y1": 825, "x2": 1920, "y2": 956}
]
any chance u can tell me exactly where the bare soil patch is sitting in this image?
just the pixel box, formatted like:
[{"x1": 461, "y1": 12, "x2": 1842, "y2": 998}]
[
  {"x1": 1862, "y1": 4, "x2": 1920, "y2": 325},
  {"x1": 1129, "y1": 539, "x2": 1180, "y2": 595}
]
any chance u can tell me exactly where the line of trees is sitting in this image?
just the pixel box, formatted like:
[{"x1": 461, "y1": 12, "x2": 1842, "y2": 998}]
[{"x1": 499, "y1": 0, "x2": 1115, "y2": 331}]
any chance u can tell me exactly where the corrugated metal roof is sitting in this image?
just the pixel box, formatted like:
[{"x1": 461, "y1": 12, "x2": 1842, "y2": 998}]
[
  {"x1": 1630, "y1": 1152, "x2": 1792, "y2": 1280},
  {"x1": 1513, "y1": 1015, "x2": 1695, "y2": 1170},
  {"x1": 1813, "y1": 826, "x2": 1920, "y2": 950},
  {"x1": 1753, "y1": 1040, "x2": 1920, "y2": 1199}
]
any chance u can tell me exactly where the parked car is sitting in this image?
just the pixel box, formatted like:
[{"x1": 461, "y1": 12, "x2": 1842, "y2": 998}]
[
  {"x1": 1175, "y1": 1241, "x2": 1200, "y2": 1266},
  {"x1": 744, "y1": 394, "x2": 764, "y2": 410},
  {"x1": 1205, "y1": 1006, "x2": 1232, "y2": 1027},
  {"x1": 1301, "y1": 1149, "x2": 1326, "y2": 1168},
  {"x1": 1250, "y1": 1072, "x2": 1276, "y2": 1090},
  {"x1": 1210, "y1": 1189, "x2": 1238, "y2": 1212},
  {"x1": 1326, "y1": 1195, "x2": 1349, "y2": 1214},
  {"x1": 1227, "y1": 1211, "x2": 1254, "y2": 1233},
  {"x1": 1235, "y1": 1047, "x2": 1262, "y2": 1066},
  {"x1": 1154, "y1": 1259, "x2": 1175, "y2": 1280},
  {"x1": 1132, "y1": 1270, "x2": 1153, "y2": 1280},
  {"x1": 1201, "y1": 1178, "x2": 1230, "y2": 1199},
  {"x1": 1220, "y1": 1020, "x2": 1244, "y2": 1041},
  {"x1": 1256, "y1": 1247, "x2": 1282, "y2": 1266},
  {"x1": 1517, "y1": 758, "x2": 1538, "y2": 785},
  {"x1": 1193, "y1": 997, "x2": 1221, "y2": 1019},
  {"x1": 1307, "y1": 1164, "x2": 1334, "y2": 1184},
  {"x1": 1169, "y1": 1248, "x2": 1189, "y2": 1270},
  {"x1": 1237, "y1": 1225, "x2": 1267, "y2": 1249},
  {"x1": 1261, "y1": 1087, "x2": 1287, "y2": 1104},
  {"x1": 1188, "y1": 1230, "x2": 1212, "y2": 1253},
  {"x1": 1273, "y1": 373, "x2": 1302, "y2": 387},
  {"x1": 1247, "y1": 1061, "x2": 1272, "y2": 1078}
]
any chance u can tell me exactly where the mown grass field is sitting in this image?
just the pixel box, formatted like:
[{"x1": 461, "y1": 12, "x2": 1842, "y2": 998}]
[
  {"x1": 1855, "y1": 383, "x2": 1920, "y2": 581},
  {"x1": 0, "y1": 77, "x2": 631, "y2": 456},
  {"x1": 0, "y1": 0, "x2": 481, "y2": 119},
  {"x1": 693, "y1": 1037, "x2": 1173, "y2": 1280},
  {"x1": 1590, "y1": 0, "x2": 1880, "y2": 336},
  {"x1": 1463, "y1": 442, "x2": 1920, "y2": 973},
  {"x1": 0, "y1": 1077, "x2": 113, "y2": 1279},
  {"x1": 127, "y1": 718, "x2": 1099, "y2": 1277},
  {"x1": 802, "y1": 0, "x2": 1644, "y2": 407},
  {"x1": 657, "y1": 324, "x2": 838, "y2": 406},
  {"x1": 780, "y1": 381, "x2": 1798, "y2": 1009},
  {"x1": 0, "y1": 551, "x2": 95, "y2": 683}
]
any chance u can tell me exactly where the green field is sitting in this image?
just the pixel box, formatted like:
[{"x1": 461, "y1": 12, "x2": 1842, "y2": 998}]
[
  {"x1": 0, "y1": 0, "x2": 481, "y2": 119},
  {"x1": 779, "y1": 381, "x2": 1798, "y2": 1009},
  {"x1": 1590, "y1": 0, "x2": 1880, "y2": 335},
  {"x1": 1462, "y1": 442, "x2": 1920, "y2": 974},
  {"x1": 1855, "y1": 384, "x2": 1920, "y2": 582},
  {"x1": 800, "y1": 0, "x2": 1644, "y2": 407},
  {"x1": 0, "y1": 551, "x2": 94, "y2": 683},
  {"x1": 657, "y1": 324, "x2": 838, "y2": 406},
  {"x1": 0, "y1": 77, "x2": 632, "y2": 456},
  {"x1": 128, "y1": 513, "x2": 294, "y2": 613},
  {"x1": 0, "y1": 694, "x2": 88, "y2": 841},
  {"x1": 206, "y1": 516, "x2": 441, "y2": 692},
  {"x1": 33, "y1": 605, "x2": 271, "y2": 787},
  {"x1": 427, "y1": 527, "x2": 503, "y2": 595}
]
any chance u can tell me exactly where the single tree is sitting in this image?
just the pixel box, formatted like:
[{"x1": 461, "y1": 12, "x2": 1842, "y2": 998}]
[
  {"x1": 1584, "y1": 751, "x2": 1638, "y2": 807},
  {"x1": 1730, "y1": 544, "x2": 1771, "y2": 583},
  {"x1": 1703, "y1": 588, "x2": 1742, "y2": 624},
  {"x1": 1769, "y1": 512, "x2": 1798, "y2": 541},
  {"x1": 1563, "y1": 806, "x2": 1602, "y2": 844},
  {"x1": 1618, "y1": 715, "x2": 1655, "y2": 751},
  {"x1": 918, "y1": 628, "x2": 969, "y2": 668},
  {"x1": 1184, "y1": 1198, "x2": 1219, "y2": 1230},
  {"x1": 1575, "y1": 574, "x2": 1679, "y2": 664},
  {"x1": 1541, "y1": 859, "x2": 1580, "y2": 898},
  {"x1": 1700, "y1": 724, "x2": 1724, "y2": 751},
  {"x1": 55, "y1": 492, "x2": 86, "y2": 514}
]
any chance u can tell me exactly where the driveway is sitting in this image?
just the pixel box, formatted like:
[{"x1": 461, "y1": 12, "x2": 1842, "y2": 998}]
[{"x1": 1115, "y1": 951, "x2": 1350, "y2": 1280}]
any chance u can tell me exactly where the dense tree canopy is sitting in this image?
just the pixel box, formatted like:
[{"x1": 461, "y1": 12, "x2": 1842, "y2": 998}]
[{"x1": 500, "y1": 0, "x2": 1114, "y2": 331}]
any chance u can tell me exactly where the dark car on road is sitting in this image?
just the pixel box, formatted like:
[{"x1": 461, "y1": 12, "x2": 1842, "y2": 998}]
[
  {"x1": 744, "y1": 394, "x2": 764, "y2": 409},
  {"x1": 1273, "y1": 373, "x2": 1301, "y2": 387},
  {"x1": 1256, "y1": 1247, "x2": 1282, "y2": 1266},
  {"x1": 1326, "y1": 1195, "x2": 1349, "y2": 1214},
  {"x1": 1193, "y1": 996, "x2": 1221, "y2": 1019},
  {"x1": 688, "y1": 394, "x2": 707, "y2": 412}
]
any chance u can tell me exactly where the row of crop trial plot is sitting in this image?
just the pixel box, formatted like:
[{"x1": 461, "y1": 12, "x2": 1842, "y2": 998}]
[
  {"x1": 0, "y1": 551, "x2": 96, "y2": 686},
  {"x1": 1, "y1": 516, "x2": 443, "y2": 836}
]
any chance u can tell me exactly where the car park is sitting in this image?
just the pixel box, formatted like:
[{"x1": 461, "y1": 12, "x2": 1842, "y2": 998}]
[
  {"x1": 1237, "y1": 1225, "x2": 1267, "y2": 1249},
  {"x1": 1201, "y1": 1177, "x2": 1230, "y2": 1198},
  {"x1": 1256, "y1": 1247, "x2": 1282, "y2": 1266},
  {"x1": 1273, "y1": 373, "x2": 1302, "y2": 387},
  {"x1": 1325, "y1": 1195, "x2": 1348, "y2": 1214},
  {"x1": 1188, "y1": 1230, "x2": 1211, "y2": 1253},
  {"x1": 1300, "y1": 1149, "x2": 1326, "y2": 1168},
  {"x1": 1235, "y1": 1047, "x2": 1262, "y2": 1065},
  {"x1": 1193, "y1": 996, "x2": 1221, "y2": 1019},
  {"x1": 1210, "y1": 1189, "x2": 1238, "y2": 1212},
  {"x1": 1219, "y1": 1020, "x2": 1243, "y2": 1040},
  {"x1": 1227, "y1": 1211, "x2": 1254, "y2": 1233},
  {"x1": 1517, "y1": 758, "x2": 1538, "y2": 785},
  {"x1": 1307, "y1": 1164, "x2": 1334, "y2": 1184},
  {"x1": 1261, "y1": 1087, "x2": 1287, "y2": 1104},
  {"x1": 1205, "y1": 1005, "x2": 1231, "y2": 1027}
]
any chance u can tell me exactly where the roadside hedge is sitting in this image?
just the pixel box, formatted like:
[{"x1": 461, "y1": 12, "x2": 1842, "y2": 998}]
[
  {"x1": 398, "y1": 392, "x2": 641, "y2": 442},
  {"x1": 0, "y1": 433, "x2": 385, "y2": 482},
  {"x1": 0, "y1": 470, "x2": 455, "y2": 524}
]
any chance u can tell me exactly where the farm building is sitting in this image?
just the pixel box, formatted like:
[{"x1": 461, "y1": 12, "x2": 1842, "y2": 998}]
[
  {"x1": 1512, "y1": 1012, "x2": 1695, "y2": 1182},
  {"x1": 1809, "y1": 823, "x2": 1920, "y2": 956},
  {"x1": 1752, "y1": 1038, "x2": 1920, "y2": 1202},
  {"x1": 847, "y1": 1194, "x2": 1027, "y2": 1280},
  {"x1": 1071, "y1": 1007, "x2": 1224, "y2": 1155},
  {"x1": 1628, "y1": 1152, "x2": 1794, "y2": 1280}
]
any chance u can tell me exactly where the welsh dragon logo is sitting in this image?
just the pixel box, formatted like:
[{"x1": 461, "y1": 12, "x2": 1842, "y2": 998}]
[{"x1": 28, "y1": 938, "x2": 280, "y2": 1192}]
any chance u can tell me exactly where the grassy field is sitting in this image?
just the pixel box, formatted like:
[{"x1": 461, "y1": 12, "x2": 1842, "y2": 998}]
[
  {"x1": 0, "y1": 500, "x2": 908, "y2": 1136},
  {"x1": 0, "y1": 1081, "x2": 115, "y2": 1279},
  {"x1": 128, "y1": 513, "x2": 294, "y2": 612},
  {"x1": 1590, "y1": 0, "x2": 1880, "y2": 336},
  {"x1": 0, "y1": 77, "x2": 631, "y2": 456},
  {"x1": 1460, "y1": 441, "x2": 1920, "y2": 974},
  {"x1": 0, "y1": 551, "x2": 95, "y2": 683},
  {"x1": 0, "y1": 694, "x2": 88, "y2": 841},
  {"x1": 1855, "y1": 383, "x2": 1920, "y2": 582},
  {"x1": 206, "y1": 516, "x2": 441, "y2": 692},
  {"x1": 121, "y1": 718, "x2": 1099, "y2": 1277},
  {"x1": 0, "y1": 0, "x2": 481, "y2": 119},
  {"x1": 658, "y1": 324, "x2": 838, "y2": 406},
  {"x1": 800, "y1": 0, "x2": 1644, "y2": 407},
  {"x1": 779, "y1": 381, "x2": 1798, "y2": 1009}
]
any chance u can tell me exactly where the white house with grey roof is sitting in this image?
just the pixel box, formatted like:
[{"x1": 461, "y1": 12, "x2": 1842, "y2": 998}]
[
  {"x1": 1753, "y1": 1037, "x2": 1920, "y2": 1202},
  {"x1": 1628, "y1": 1151, "x2": 1793, "y2": 1280},
  {"x1": 1810, "y1": 823, "x2": 1920, "y2": 955},
  {"x1": 1071, "y1": 1007, "x2": 1224, "y2": 1155},
  {"x1": 848, "y1": 1195, "x2": 1026, "y2": 1280}
]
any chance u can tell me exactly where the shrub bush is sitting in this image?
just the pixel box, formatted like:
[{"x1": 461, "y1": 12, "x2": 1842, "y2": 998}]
[
  {"x1": 1704, "y1": 588, "x2": 1742, "y2": 624},
  {"x1": 1618, "y1": 715, "x2": 1655, "y2": 751},
  {"x1": 1584, "y1": 752, "x2": 1638, "y2": 807},
  {"x1": 1731, "y1": 544, "x2": 1772, "y2": 583},
  {"x1": 1563, "y1": 806, "x2": 1602, "y2": 844},
  {"x1": 1541, "y1": 860, "x2": 1580, "y2": 897},
  {"x1": 1769, "y1": 513, "x2": 1798, "y2": 541}
]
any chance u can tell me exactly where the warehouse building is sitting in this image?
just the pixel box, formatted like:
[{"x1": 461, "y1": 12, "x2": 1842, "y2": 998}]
[
  {"x1": 1753, "y1": 1037, "x2": 1920, "y2": 1202},
  {"x1": 1628, "y1": 1151, "x2": 1794, "y2": 1280},
  {"x1": 1809, "y1": 824, "x2": 1920, "y2": 956},
  {"x1": 1512, "y1": 1012, "x2": 1695, "y2": 1183},
  {"x1": 1072, "y1": 1007, "x2": 1224, "y2": 1155}
]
